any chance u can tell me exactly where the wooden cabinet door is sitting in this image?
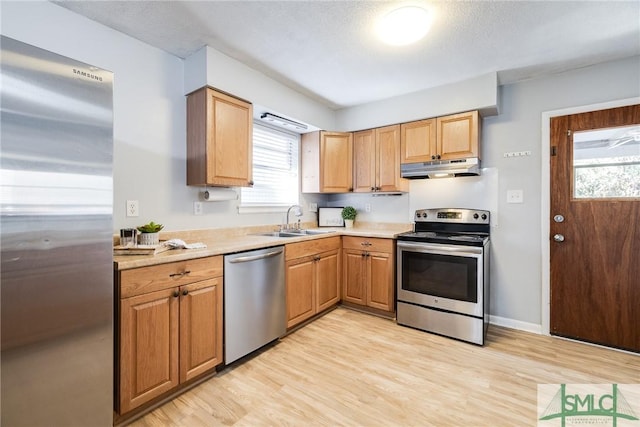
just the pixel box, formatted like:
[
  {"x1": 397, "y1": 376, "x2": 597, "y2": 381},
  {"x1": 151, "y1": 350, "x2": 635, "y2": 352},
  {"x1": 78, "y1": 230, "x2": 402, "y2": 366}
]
[
  {"x1": 286, "y1": 256, "x2": 316, "y2": 328},
  {"x1": 208, "y1": 90, "x2": 253, "y2": 186},
  {"x1": 179, "y1": 278, "x2": 223, "y2": 383},
  {"x1": 436, "y1": 110, "x2": 479, "y2": 160},
  {"x1": 342, "y1": 249, "x2": 366, "y2": 305},
  {"x1": 120, "y1": 288, "x2": 179, "y2": 413},
  {"x1": 187, "y1": 87, "x2": 253, "y2": 187},
  {"x1": 316, "y1": 249, "x2": 340, "y2": 312},
  {"x1": 320, "y1": 131, "x2": 353, "y2": 193},
  {"x1": 401, "y1": 118, "x2": 437, "y2": 163},
  {"x1": 367, "y1": 251, "x2": 394, "y2": 312},
  {"x1": 353, "y1": 129, "x2": 375, "y2": 193},
  {"x1": 376, "y1": 124, "x2": 407, "y2": 192}
]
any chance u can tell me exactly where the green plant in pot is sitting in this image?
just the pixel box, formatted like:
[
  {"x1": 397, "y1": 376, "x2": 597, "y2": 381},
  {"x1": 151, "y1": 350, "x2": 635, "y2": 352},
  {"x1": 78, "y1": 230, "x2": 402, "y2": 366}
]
[
  {"x1": 137, "y1": 221, "x2": 164, "y2": 245},
  {"x1": 341, "y1": 206, "x2": 357, "y2": 228}
]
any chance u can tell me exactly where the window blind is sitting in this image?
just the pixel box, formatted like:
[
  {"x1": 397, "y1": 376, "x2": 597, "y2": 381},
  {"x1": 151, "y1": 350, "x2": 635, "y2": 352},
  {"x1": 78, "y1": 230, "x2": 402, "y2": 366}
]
[{"x1": 240, "y1": 123, "x2": 299, "y2": 206}]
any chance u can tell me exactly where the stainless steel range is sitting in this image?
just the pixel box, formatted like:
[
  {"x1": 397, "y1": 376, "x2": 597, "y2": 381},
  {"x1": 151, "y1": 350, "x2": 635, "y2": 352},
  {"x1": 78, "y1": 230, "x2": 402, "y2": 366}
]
[{"x1": 396, "y1": 208, "x2": 490, "y2": 345}]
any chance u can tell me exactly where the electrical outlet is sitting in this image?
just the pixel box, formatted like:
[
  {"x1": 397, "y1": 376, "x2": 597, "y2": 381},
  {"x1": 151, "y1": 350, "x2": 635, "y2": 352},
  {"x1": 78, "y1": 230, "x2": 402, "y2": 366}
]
[
  {"x1": 194, "y1": 201, "x2": 203, "y2": 215},
  {"x1": 308, "y1": 203, "x2": 318, "y2": 213},
  {"x1": 126, "y1": 200, "x2": 139, "y2": 217},
  {"x1": 506, "y1": 190, "x2": 524, "y2": 204},
  {"x1": 365, "y1": 203, "x2": 371, "y2": 213}
]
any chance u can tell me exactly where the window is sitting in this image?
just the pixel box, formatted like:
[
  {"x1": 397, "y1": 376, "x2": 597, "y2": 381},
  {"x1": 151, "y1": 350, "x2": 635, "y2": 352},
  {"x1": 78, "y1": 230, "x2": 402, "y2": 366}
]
[
  {"x1": 573, "y1": 125, "x2": 640, "y2": 199},
  {"x1": 240, "y1": 123, "x2": 299, "y2": 210}
]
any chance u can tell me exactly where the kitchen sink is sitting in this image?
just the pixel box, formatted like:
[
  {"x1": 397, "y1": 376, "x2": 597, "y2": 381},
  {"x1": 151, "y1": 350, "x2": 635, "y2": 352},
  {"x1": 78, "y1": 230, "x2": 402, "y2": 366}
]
[
  {"x1": 251, "y1": 229, "x2": 336, "y2": 238},
  {"x1": 252, "y1": 231, "x2": 300, "y2": 238},
  {"x1": 283, "y1": 229, "x2": 336, "y2": 235}
]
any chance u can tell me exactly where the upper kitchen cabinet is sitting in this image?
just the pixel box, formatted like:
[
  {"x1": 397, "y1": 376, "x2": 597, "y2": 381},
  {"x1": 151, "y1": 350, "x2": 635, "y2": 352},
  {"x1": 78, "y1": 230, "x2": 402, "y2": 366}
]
[
  {"x1": 400, "y1": 118, "x2": 436, "y2": 163},
  {"x1": 354, "y1": 125, "x2": 408, "y2": 193},
  {"x1": 437, "y1": 110, "x2": 480, "y2": 160},
  {"x1": 302, "y1": 131, "x2": 353, "y2": 193},
  {"x1": 401, "y1": 110, "x2": 480, "y2": 163},
  {"x1": 186, "y1": 87, "x2": 253, "y2": 187}
]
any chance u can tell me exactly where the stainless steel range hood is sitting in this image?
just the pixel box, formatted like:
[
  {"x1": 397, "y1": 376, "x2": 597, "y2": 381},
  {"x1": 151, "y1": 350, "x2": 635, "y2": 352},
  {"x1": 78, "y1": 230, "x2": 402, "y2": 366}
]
[{"x1": 401, "y1": 157, "x2": 480, "y2": 179}]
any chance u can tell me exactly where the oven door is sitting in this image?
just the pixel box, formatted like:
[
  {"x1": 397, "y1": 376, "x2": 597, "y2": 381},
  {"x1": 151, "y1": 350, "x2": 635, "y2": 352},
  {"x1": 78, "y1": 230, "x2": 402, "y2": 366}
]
[{"x1": 397, "y1": 241, "x2": 484, "y2": 317}]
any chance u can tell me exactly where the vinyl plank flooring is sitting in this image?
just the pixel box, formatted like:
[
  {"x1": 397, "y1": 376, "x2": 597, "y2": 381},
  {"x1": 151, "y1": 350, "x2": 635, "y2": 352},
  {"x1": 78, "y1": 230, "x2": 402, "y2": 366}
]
[{"x1": 129, "y1": 307, "x2": 639, "y2": 427}]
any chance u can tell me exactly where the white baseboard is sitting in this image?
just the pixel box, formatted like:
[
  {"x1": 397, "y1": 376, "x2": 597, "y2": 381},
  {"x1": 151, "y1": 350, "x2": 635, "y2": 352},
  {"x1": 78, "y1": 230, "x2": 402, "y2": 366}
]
[{"x1": 489, "y1": 315, "x2": 542, "y2": 334}]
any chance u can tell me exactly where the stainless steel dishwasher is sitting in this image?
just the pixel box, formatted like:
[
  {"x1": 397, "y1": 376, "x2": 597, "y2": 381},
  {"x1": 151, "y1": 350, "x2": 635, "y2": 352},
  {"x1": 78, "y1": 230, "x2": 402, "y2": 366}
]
[{"x1": 224, "y1": 245, "x2": 286, "y2": 364}]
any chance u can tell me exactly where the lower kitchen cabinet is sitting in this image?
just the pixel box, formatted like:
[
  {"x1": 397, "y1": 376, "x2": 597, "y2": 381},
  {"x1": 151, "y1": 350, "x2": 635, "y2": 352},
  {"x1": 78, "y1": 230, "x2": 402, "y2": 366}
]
[
  {"x1": 342, "y1": 236, "x2": 395, "y2": 313},
  {"x1": 116, "y1": 256, "x2": 223, "y2": 416},
  {"x1": 286, "y1": 236, "x2": 341, "y2": 328}
]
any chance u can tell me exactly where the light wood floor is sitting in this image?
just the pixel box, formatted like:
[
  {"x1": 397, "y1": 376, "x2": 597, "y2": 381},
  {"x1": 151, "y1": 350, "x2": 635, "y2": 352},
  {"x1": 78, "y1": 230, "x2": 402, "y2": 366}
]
[{"x1": 130, "y1": 307, "x2": 639, "y2": 426}]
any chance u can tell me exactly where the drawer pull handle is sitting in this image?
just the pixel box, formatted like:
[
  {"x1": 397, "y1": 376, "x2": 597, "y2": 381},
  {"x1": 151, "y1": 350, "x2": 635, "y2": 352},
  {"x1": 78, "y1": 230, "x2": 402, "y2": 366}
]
[
  {"x1": 173, "y1": 290, "x2": 180, "y2": 298},
  {"x1": 169, "y1": 270, "x2": 191, "y2": 278},
  {"x1": 361, "y1": 242, "x2": 371, "y2": 247}
]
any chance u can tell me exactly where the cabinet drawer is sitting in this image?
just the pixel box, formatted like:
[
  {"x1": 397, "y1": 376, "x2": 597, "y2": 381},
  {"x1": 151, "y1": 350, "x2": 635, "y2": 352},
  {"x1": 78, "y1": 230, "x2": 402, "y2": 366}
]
[
  {"x1": 120, "y1": 256, "x2": 223, "y2": 298},
  {"x1": 342, "y1": 236, "x2": 393, "y2": 253},
  {"x1": 286, "y1": 236, "x2": 341, "y2": 260}
]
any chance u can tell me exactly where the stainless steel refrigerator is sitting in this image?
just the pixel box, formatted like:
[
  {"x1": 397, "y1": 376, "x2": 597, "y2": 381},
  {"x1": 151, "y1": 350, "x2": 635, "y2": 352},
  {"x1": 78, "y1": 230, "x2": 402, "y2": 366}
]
[{"x1": 1, "y1": 36, "x2": 113, "y2": 426}]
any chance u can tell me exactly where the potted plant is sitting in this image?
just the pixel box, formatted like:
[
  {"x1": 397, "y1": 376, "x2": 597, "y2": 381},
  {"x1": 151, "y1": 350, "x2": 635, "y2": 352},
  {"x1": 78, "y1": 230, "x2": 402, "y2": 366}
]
[
  {"x1": 341, "y1": 206, "x2": 357, "y2": 228},
  {"x1": 137, "y1": 221, "x2": 164, "y2": 245}
]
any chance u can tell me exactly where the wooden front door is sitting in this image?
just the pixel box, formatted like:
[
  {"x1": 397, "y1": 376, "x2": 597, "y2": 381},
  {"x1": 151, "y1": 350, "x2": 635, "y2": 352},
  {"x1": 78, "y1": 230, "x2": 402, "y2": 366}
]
[{"x1": 550, "y1": 104, "x2": 640, "y2": 352}]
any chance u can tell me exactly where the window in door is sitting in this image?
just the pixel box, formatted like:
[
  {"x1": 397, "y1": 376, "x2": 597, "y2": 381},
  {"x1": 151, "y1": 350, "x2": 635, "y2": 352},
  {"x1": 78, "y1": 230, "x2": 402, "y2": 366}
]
[
  {"x1": 573, "y1": 124, "x2": 640, "y2": 199},
  {"x1": 240, "y1": 123, "x2": 299, "y2": 209}
]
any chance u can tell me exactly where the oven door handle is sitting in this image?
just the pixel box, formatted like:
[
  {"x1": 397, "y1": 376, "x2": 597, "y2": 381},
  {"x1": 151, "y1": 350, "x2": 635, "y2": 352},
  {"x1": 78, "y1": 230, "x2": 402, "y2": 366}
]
[{"x1": 397, "y1": 241, "x2": 483, "y2": 256}]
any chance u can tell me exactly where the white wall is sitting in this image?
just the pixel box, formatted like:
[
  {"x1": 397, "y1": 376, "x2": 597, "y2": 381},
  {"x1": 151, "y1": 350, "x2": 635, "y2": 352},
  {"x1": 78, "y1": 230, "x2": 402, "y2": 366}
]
[
  {"x1": 335, "y1": 72, "x2": 499, "y2": 131},
  {"x1": 184, "y1": 46, "x2": 336, "y2": 131}
]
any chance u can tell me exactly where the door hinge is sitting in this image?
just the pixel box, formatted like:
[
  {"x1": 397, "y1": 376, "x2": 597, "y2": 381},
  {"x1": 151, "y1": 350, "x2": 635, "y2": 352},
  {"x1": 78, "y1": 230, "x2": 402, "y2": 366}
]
[
  {"x1": 567, "y1": 129, "x2": 572, "y2": 137},
  {"x1": 551, "y1": 146, "x2": 557, "y2": 156}
]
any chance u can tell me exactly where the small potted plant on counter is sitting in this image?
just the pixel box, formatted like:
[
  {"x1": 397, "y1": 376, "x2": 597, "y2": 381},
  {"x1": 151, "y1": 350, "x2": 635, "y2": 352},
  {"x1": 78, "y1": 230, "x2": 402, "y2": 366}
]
[
  {"x1": 137, "y1": 221, "x2": 164, "y2": 245},
  {"x1": 341, "y1": 206, "x2": 357, "y2": 228}
]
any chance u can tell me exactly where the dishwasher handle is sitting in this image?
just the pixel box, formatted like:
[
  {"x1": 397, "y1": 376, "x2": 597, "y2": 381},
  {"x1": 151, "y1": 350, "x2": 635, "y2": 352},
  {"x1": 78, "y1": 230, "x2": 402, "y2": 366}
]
[{"x1": 227, "y1": 248, "x2": 283, "y2": 264}]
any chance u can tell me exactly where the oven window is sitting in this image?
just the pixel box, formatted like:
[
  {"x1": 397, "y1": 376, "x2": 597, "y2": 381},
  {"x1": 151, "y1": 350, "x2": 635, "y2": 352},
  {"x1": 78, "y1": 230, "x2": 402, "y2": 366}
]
[{"x1": 401, "y1": 251, "x2": 477, "y2": 302}]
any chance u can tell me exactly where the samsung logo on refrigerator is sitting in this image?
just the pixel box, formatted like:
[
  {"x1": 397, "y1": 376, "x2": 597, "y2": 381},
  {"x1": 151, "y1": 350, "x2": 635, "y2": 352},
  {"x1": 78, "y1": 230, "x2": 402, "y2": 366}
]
[{"x1": 72, "y1": 68, "x2": 103, "y2": 82}]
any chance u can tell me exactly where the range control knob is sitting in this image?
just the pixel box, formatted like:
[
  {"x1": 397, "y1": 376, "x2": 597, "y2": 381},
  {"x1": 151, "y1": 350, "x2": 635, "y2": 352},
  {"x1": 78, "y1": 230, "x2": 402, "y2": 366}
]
[
  {"x1": 422, "y1": 212, "x2": 427, "y2": 218},
  {"x1": 481, "y1": 214, "x2": 487, "y2": 220},
  {"x1": 473, "y1": 213, "x2": 479, "y2": 219}
]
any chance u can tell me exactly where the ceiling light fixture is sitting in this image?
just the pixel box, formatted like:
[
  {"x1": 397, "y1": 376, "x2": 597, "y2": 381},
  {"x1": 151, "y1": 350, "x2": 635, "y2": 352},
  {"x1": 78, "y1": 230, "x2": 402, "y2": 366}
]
[
  {"x1": 260, "y1": 112, "x2": 308, "y2": 131},
  {"x1": 377, "y1": 6, "x2": 432, "y2": 46}
]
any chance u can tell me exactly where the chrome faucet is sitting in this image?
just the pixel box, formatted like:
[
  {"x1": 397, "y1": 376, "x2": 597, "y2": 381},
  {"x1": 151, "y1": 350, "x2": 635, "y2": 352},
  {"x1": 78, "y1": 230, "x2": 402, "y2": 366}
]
[{"x1": 285, "y1": 205, "x2": 302, "y2": 230}]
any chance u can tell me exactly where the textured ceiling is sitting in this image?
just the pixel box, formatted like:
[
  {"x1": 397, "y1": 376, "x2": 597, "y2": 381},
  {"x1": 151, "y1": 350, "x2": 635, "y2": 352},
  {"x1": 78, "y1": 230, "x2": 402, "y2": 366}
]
[{"x1": 54, "y1": 1, "x2": 640, "y2": 109}]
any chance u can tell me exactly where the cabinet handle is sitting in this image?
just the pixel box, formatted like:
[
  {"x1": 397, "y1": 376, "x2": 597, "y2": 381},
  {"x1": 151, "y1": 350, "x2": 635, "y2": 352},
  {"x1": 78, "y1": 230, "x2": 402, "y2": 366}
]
[
  {"x1": 173, "y1": 290, "x2": 179, "y2": 298},
  {"x1": 371, "y1": 187, "x2": 375, "y2": 191},
  {"x1": 361, "y1": 241, "x2": 371, "y2": 247},
  {"x1": 361, "y1": 252, "x2": 366, "y2": 258},
  {"x1": 436, "y1": 154, "x2": 441, "y2": 160},
  {"x1": 169, "y1": 270, "x2": 191, "y2": 278},
  {"x1": 348, "y1": 187, "x2": 353, "y2": 192},
  {"x1": 182, "y1": 289, "x2": 189, "y2": 296},
  {"x1": 431, "y1": 155, "x2": 436, "y2": 160}
]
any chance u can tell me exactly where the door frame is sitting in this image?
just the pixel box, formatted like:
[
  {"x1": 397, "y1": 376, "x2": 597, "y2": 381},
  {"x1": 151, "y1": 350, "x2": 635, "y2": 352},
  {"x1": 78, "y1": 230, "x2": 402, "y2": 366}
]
[{"x1": 540, "y1": 96, "x2": 640, "y2": 335}]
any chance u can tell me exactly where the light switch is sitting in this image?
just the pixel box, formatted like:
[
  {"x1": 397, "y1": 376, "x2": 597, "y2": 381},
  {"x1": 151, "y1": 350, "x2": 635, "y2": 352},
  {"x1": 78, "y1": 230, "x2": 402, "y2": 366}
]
[{"x1": 507, "y1": 190, "x2": 524, "y2": 204}]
